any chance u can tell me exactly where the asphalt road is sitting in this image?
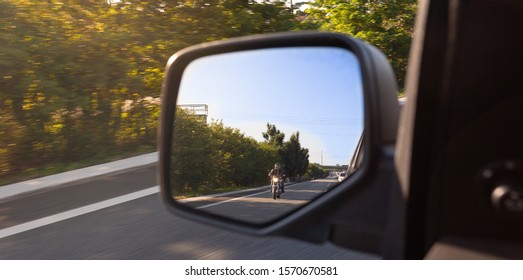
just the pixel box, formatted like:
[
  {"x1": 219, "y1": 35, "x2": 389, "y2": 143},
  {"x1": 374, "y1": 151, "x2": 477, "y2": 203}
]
[
  {"x1": 184, "y1": 179, "x2": 337, "y2": 224},
  {"x1": 0, "y1": 166, "x2": 378, "y2": 259}
]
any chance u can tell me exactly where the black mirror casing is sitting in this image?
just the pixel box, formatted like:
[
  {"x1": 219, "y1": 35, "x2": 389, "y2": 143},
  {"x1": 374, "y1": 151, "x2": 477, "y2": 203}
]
[{"x1": 159, "y1": 32, "x2": 402, "y2": 258}]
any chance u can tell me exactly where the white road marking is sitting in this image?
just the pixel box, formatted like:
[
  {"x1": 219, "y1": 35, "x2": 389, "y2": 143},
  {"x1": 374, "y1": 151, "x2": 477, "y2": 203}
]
[
  {"x1": 0, "y1": 152, "x2": 157, "y2": 201},
  {"x1": 0, "y1": 186, "x2": 159, "y2": 239},
  {"x1": 195, "y1": 190, "x2": 270, "y2": 210},
  {"x1": 194, "y1": 183, "x2": 302, "y2": 210},
  {"x1": 0, "y1": 180, "x2": 321, "y2": 239}
]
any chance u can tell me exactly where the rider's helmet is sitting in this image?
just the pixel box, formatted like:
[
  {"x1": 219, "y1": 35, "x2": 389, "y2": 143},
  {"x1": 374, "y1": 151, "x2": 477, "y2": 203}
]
[{"x1": 274, "y1": 163, "x2": 280, "y2": 169}]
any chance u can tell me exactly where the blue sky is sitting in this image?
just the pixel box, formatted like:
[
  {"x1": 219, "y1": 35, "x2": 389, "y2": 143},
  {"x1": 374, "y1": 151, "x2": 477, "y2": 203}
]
[{"x1": 177, "y1": 47, "x2": 364, "y2": 166}]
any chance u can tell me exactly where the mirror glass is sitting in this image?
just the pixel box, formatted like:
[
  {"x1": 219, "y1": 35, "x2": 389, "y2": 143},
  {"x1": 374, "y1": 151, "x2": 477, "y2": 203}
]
[{"x1": 170, "y1": 47, "x2": 364, "y2": 224}]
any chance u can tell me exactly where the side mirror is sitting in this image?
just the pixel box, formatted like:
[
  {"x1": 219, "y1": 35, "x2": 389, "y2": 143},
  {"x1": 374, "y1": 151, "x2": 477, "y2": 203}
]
[{"x1": 159, "y1": 32, "x2": 401, "y2": 257}]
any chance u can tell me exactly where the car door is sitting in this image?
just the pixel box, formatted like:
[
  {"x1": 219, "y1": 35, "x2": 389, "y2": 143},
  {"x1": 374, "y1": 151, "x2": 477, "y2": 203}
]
[
  {"x1": 396, "y1": 0, "x2": 523, "y2": 259},
  {"x1": 157, "y1": 0, "x2": 523, "y2": 259}
]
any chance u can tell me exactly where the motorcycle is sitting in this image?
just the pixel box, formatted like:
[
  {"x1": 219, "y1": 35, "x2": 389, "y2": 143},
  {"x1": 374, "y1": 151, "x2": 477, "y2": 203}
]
[{"x1": 271, "y1": 175, "x2": 283, "y2": 199}]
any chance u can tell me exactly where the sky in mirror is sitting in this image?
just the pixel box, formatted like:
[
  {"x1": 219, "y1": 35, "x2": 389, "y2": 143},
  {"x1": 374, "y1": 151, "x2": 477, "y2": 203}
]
[{"x1": 177, "y1": 47, "x2": 363, "y2": 166}]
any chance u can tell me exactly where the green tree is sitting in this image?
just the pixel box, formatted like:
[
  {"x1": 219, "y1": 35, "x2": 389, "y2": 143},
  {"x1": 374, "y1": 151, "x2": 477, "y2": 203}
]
[
  {"x1": 171, "y1": 109, "x2": 218, "y2": 194},
  {"x1": 0, "y1": 0, "x2": 301, "y2": 184},
  {"x1": 281, "y1": 132, "x2": 309, "y2": 179},
  {"x1": 262, "y1": 123, "x2": 310, "y2": 179},
  {"x1": 171, "y1": 110, "x2": 280, "y2": 196},
  {"x1": 224, "y1": 1, "x2": 297, "y2": 36},
  {"x1": 303, "y1": 0, "x2": 417, "y2": 90},
  {"x1": 211, "y1": 121, "x2": 279, "y2": 187},
  {"x1": 305, "y1": 163, "x2": 329, "y2": 179},
  {"x1": 262, "y1": 123, "x2": 285, "y2": 147}
]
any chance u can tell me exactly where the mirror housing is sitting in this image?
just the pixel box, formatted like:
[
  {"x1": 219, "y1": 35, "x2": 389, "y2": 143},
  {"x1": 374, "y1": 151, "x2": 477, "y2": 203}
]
[{"x1": 159, "y1": 32, "x2": 402, "y2": 258}]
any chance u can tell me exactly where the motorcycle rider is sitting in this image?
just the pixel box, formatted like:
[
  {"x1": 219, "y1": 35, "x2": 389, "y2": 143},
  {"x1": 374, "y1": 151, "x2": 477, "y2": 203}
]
[{"x1": 268, "y1": 163, "x2": 286, "y2": 193}]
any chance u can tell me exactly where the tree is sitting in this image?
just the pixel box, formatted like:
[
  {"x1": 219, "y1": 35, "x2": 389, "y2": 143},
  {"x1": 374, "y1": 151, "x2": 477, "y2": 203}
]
[
  {"x1": 262, "y1": 123, "x2": 285, "y2": 147},
  {"x1": 261, "y1": 124, "x2": 310, "y2": 179},
  {"x1": 0, "y1": 0, "x2": 301, "y2": 184},
  {"x1": 305, "y1": 163, "x2": 329, "y2": 179},
  {"x1": 171, "y1": 109, "x2": 218, "y2": 194},
  {"x1": 303, "y1": 0, "x2": 417, "y2": 90},
  {"x1": 209, "y1": 121, "x2": 275, "y2": 187},
  {"x1": 281, "y1": 132, "x2": 309, "y2": 179},
  {"x1": 171, "y1": 110, "x2": 280, "y2": 196}
]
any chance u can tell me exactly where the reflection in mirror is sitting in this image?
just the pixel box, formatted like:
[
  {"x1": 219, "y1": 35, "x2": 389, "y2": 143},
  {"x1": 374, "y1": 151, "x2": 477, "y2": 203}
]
[{"x1": 170, "y1": 47, "x2": 364, "y2": 224}]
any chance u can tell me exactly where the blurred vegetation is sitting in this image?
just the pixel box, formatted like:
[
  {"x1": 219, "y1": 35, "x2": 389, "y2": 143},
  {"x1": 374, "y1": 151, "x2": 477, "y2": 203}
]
[
  {"x1": 0, "y1": 0, "x2": 416, "y2": 185},
  {"x1": 304, "y1": 163, "x2": 329, "y2": 179}
]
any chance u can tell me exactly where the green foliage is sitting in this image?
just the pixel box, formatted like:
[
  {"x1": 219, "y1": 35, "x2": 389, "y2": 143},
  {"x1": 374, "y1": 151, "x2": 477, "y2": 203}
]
[
  {"x1": 305, "y1": 163, "x2": 329, "y2": 179},
  {"x1": 262, "y1": 123, "x2": 285, "y2": 147},
  {"x1": 171, "y1": 109, "x2": 280, "y2": 196},
  {"x1": 171, "y1": 109, "x2": 218, "y2": 194},
  {"x1": 281, "y1": 131, "x2": 309, "y2": 179},
  {"x1": 0, "y1": 0, "x2": 416, "y2": 184},
  {"x1": 302, "y1": 0, "x2": 417, "y2": 90},
  {"x1": 263, "y1": 123, "x2": 310, "y2": 180},
  {"x1": 0, "y1": 0, "x2": 298, "y2": 183},
  {"x1": 170, "y1": 113, "x2": 313, "y2": 196}
]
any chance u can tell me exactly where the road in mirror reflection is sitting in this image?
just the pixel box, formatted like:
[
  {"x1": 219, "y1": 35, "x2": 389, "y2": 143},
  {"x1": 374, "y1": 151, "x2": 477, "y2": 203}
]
[{"x1": 180, "y1": 178, "x2": 339, "y2": 223}]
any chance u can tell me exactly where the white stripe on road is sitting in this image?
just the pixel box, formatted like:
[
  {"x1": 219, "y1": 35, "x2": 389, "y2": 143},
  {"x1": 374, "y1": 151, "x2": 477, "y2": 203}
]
[
  {"x1": 195, "y1": 190, "x2": 270, "y2": 210},
  {"x1": 0, "y1": 186, "x2": 159, "y2": 239},
  {"x1": 0, "y1": 182, "x2": 308, "y2": 239},
  {"x1": 194, "y1": 183, "x2": 299, "y2": 210}
]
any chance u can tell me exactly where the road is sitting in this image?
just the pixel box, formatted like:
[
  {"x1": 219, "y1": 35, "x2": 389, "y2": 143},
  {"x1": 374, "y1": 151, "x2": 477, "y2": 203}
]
[
  {"x1": 183, "y1": 179, "x2": 337, "y2": 224},
  {"x1": 0, "y1": 165, "x2": 377, "y2": 259}
]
